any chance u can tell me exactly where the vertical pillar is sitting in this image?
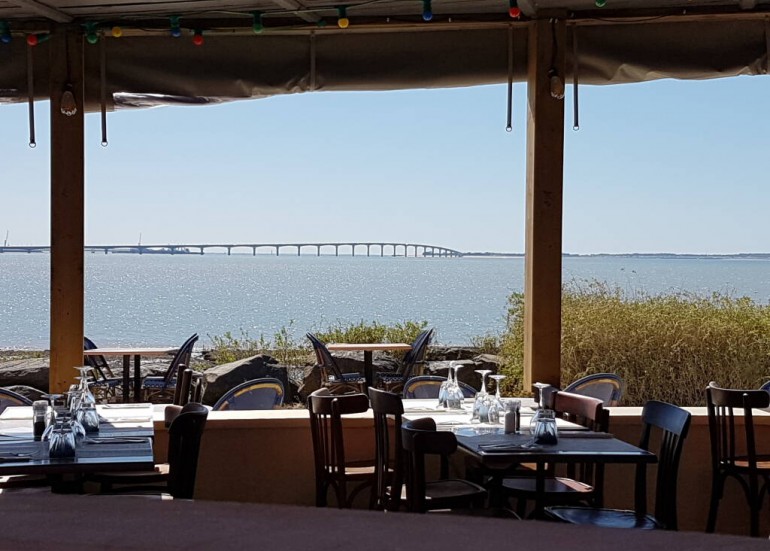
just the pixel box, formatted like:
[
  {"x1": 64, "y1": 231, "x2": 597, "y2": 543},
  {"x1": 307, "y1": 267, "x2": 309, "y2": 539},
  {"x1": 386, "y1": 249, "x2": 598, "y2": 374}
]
[
  {"x1": 49, "y1": 27, "x2": 85, "y2": 393},
  {"x1": 523, "y1": 19, "x2": 566, "y2": 390}
]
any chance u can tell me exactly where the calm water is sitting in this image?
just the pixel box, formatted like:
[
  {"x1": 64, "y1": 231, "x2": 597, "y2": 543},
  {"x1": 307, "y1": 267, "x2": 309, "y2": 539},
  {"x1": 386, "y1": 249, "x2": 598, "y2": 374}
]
[{"x1": 2, "y1": 253, "x2": 770, "y2": 349}]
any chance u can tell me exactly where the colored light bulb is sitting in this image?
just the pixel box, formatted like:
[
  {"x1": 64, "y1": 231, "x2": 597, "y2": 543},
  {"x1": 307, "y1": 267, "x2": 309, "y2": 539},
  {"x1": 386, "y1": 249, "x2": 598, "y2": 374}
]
[
  {"x1": 26, "y1": 34, "x2": 37, "y2": 46},
  {"x1": 112, "y1": 26, "x2": 123, "y2": 38},
  {"x1": 170, "y1": 16, "x2": 181, "y2": 37},
  {"x1": 595, "y1": 0, "x2": 606, "y2": 6},
  {"x1": 508, "y1": 0, "x2": 521, "y2": 18},
  {"x1": 337, "y1": 6, "x2": 349, "y2": 28},
  {"x1": 0, "y1": 22, "x2": 11, "y2": 44},
  {"x1": 192, "y1": 30, "x2": 204, "y2": 46},
  {"x1": 422, "y1": 0, "x2": 433, "y2": 21},
  {"x1": 87, "y1": 32, "x2": 99, "y2": 44},
  {"x1": 252, "y1": 12, "x2": 264, "y2": 34}
]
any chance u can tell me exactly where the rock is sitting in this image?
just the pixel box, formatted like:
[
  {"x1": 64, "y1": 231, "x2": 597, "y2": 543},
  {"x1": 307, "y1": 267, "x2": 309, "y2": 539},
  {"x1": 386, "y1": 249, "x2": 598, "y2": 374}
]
[
  {"x1": 202, "y1": 354, "x2": 289, "y2": 406},
  {"x1": 0, "y1": 358, "x2": 50, "y2": 392},
  {"x1": 426, "y1": 346, "x2": 478, "y2": 361}
]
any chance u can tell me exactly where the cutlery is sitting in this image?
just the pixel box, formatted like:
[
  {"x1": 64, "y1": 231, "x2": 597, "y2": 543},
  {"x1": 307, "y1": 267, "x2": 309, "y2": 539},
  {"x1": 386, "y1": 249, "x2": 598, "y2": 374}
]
[{"x1": 84, "y1": 437, "x2": 147, "y2": 444}]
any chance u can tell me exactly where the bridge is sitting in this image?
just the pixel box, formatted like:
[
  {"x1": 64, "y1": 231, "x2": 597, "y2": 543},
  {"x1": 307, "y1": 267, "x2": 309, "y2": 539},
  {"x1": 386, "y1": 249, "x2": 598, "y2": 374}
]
[{"x1": 0, "y1": 242, "x2": 464, "y2": 257}]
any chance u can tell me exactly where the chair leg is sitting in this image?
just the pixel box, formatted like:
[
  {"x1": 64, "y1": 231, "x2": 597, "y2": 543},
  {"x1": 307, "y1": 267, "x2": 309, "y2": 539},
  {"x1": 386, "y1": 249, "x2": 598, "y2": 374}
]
[
  {"x1": 749, "y1": 474, "x2": 760, "y2": 537},
  {"x1": 706, "y1": 474, "x2": 724, "y2": 533},
  {"x1": 315, "y1": 480, "x2": 328, "y2": 507},
  {"x1": 336, "y1": 480, "x2": 349, "y2": 509}
]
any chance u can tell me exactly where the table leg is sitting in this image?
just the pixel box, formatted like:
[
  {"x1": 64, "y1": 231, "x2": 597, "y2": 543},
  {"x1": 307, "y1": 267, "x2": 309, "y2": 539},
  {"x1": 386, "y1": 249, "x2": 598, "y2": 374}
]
[
  {"x1": 133, "y1": 355, "x2": 142, "y2": 403},
  {"x1": 534, "y1": 461, "x2": 546, "y2": 518},
  {"x1": 122, "y1": 355, "x2": 130, "y2": 403},
  {"x1": 364, "y1": 350, "x2": 374, "y2": 389}
]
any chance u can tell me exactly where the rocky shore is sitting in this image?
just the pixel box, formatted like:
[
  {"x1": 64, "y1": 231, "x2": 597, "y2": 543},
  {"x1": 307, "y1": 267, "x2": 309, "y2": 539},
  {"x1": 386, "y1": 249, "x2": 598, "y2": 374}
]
[{"x1": 0, "y1": 346, "x2": 502, "y2": 405}]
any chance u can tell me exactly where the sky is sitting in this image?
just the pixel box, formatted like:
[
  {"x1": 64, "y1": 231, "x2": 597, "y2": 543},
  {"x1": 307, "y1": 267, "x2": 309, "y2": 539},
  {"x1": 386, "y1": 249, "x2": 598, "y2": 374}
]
[{"x1": 2, "y1": 75, "x2": 770, "y2": 254}]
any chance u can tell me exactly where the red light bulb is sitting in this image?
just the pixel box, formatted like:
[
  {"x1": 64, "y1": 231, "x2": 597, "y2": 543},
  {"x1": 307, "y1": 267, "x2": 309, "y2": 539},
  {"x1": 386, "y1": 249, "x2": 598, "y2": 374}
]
[
  {"x1": 508, "y1": 6, "x2": 521, "y2": 18},
  {"x1": 192, "y1": 32, "x2": 204, "y2": 46},
  {"x1": 26, "y1": 34, "x2": 38, "y2": 46}
]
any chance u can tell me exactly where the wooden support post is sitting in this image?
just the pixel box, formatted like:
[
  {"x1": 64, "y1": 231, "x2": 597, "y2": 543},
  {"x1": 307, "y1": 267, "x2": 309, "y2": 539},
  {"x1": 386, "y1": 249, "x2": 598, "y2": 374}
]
[
  {"x1": 523, "y1": 19, "x2": 566, "y2": 391},
  {"x1": 49, "y1": 27, "x2": 85, "y2": 393}
]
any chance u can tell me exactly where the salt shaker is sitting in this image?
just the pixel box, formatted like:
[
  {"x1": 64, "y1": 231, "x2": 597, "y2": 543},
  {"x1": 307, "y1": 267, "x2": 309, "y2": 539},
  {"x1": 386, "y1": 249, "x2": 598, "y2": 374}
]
[{"x1": 504, "y1": 399, "x2": 521, "y2": 434}]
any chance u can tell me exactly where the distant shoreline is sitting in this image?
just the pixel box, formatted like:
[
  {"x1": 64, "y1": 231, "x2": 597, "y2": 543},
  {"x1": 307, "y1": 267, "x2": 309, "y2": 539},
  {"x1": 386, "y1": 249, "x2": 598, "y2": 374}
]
[{"x1": 463, "y1": 252, "x2": 770, "y2": 260}]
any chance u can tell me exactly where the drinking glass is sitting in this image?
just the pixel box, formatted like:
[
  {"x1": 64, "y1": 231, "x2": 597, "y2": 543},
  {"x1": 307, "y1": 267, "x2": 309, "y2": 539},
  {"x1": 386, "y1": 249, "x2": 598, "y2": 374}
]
[
  {"x1": 77, "y1": 403, "x2": 100, "y2": 434},
  {"x1": 532, "y1": 410, "x2": 559, "y2": 445},
  {"x1": 446, "y1": 363, "x2": 464, "y2": 410},
  {"x1": 438, "y1": 362, "x2": 454, "y2": 408},
  {"x1": 48, "y1": 417, "x2": 76, "y2": 459},
  {"x1": 40, "y1": 393, "x2": 65, "y2": 442},
  {"x1": 74, "y1": 366, "x2": 96, "y2": 406},
  {"x1": 471, "y1": 370, "x2": 491, "y2": 423},
  {"x1": 32, "y1": 400, "x2": 48, "y2": 441},
  {"x1": 487, "y1": 374, "x2": 507, "y2": 424}
]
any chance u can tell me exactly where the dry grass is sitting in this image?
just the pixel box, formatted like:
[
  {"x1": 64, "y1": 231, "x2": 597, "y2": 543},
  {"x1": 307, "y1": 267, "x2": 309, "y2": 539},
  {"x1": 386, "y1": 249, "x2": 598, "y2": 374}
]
[{"x1": 498, "y1": 281, "x2": 770, "y2": 406}]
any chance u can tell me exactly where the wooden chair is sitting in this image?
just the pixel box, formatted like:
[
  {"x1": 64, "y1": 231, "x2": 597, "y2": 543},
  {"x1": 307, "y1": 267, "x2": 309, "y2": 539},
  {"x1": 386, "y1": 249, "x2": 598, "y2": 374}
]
[
  {"x1": 376, "y1": 329, "x2": 433, "y2": 393},
  {"x1": 368, "y1": 387, "x2": 405, "y2": 510},
  {"x1": 547, "y1": 400, "x2": 691, "y2": 530},
  {"x1": 307, "y1": 333, "x2": 366, "y2": 394},
  {"x1": 83, "y1": 336, "x2": 123, "y2": 402},
  {"x1": 308, "y1": 389, "x2": 375, "y2": 508},
  {"x1": 501, "y1": 391, "x2": 609, "y2": 516},
  {"x1": 91, "y1": 403, "x2": 208, "y2": 499},
  {"x1": 705, "y1": 382, "x2": 770, "y2": 536},
  {"x1": 401, "y1": 418, "x2": 487, "y2": 513},
  {"x1": 141, "y1": 334, "x2": 198, "y2": 402},
  {"x1": 213, "y1": 378, "x2": 284, "y2": 410},
  {"x1": 403, "y1": 375, "x2": 476, "y2": 399},
  {"x1": 564, "y1": 373, "x2": 624, "y2": 407}
]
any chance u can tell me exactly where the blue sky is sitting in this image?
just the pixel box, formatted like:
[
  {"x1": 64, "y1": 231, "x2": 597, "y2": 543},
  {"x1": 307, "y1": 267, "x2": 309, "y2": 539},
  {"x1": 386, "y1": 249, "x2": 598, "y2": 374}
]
[{"x1": 2, "y1": 75, "x2": 769, "y2": 254}]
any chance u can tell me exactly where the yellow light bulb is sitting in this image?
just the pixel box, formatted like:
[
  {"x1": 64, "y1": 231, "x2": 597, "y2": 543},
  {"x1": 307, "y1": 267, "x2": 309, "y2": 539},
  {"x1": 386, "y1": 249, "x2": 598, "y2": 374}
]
[
  {"x1": 111, "y1": 26, "x2": 123, "y2": 38},
  {"x1": 338, "y1": 17, "x2": 349, "y2": 28}
]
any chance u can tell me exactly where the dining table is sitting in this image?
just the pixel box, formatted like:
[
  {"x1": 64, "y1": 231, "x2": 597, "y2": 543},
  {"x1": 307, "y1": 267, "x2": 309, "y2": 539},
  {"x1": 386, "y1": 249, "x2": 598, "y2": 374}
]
[
  {"x1": 0, "y1": 404, "x2": 155, "y2": 480},
  {"x1": 327, "y1": 342, "x2": 412, "y2": 388},
  {"x1": 83, "y1": 346, "x2": 178, "y2": 402}
]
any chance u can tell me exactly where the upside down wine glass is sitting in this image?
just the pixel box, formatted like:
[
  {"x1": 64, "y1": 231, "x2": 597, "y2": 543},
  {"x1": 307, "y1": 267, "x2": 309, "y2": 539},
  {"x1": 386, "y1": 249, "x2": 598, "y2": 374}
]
[
  {"x1": 446, "y1": 363, "x2": 464, "y2": 410},
  {"x1": 530, "y1": 381, "x2": 551, "y2": 433},
  {"x1": 471, "y1": 370, "x2": 492, "y2": 423},
  {"x1": 488, "y1": 374, "x2": 507, "y2": 424}
]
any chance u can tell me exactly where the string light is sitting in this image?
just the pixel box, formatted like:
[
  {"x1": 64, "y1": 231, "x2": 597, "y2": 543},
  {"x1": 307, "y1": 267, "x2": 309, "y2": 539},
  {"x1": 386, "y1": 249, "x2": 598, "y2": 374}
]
[
  {"x1": 337, "y1": 6, "x2": 349, "y2": 28},
  {"x1": 422, "y1": 0, "x2": 433, "y2": 22},
  {"x1": 252, "y1": 11, "x2": 264, "y2": 34},
  {"x1": 548, "y1": 69, "x2": 565, "y2": 100},
  {"x1": 111, "y1": 26, "x2": 123, "y2": 38},
  {"x1": 595, "y1": 0, "x2": 607, "y2": 6},
  {"x1": 26, "y1": 33, "x2": 49, "y2": 46},
  {"x1": 85, "y1": 23, "x2": 99, "y2": 45},
  {"x1": 192, "y1": 29, "x2": 204, "y2": 46},
  {"x1": 508, "y1": 0, "x2": 521, "y2": 18},
  {"x1": 60, "y1": 84, "x2": 78, "y2": 117},
  {"x1": 170, "y1": 16, "x2": 182, "y2": 37},
  {"x1": 0, "y1": 21, "x2": 11, "y2": 44}
]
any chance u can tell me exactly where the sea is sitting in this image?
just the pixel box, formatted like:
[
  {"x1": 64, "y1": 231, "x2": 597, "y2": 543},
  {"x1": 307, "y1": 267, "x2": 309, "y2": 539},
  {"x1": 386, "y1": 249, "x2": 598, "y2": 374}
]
[{"x1": 2, "y1": 253, "x2": 770, "y2": 350}]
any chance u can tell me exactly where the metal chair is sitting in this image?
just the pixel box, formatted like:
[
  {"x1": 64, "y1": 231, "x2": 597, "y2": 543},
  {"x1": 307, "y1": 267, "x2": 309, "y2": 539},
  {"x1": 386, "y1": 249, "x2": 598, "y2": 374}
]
[
  {"x1": 502, "y1": 391, "x2": 610, "y2": 517},
  {"x1": 0, "y1": 387, "x2": 32, "y2": 415},
  {"x1": 403, "y1": 375, "x2": 476, "y2": 399},
  {"x1": 401, "y1": 417, "x2": 487, "y2": 513},
  {"x1": 564, "y1": 373, "x2": 624, "y2": 406},
  {"x1": 141, "y1": 334, "x2": 198, "y2": 402},
  {"x1": 705, "y1": 382, "x2": 770, "y2": 537},
  {"x1": 307, "y1": 333, "x2": 366, "y2": 394},
  {"x1": 83, "y1": 336, "x2": 124, "y2": 401},
  {"x1": 547, "y1": 400, "x2": 691, "y2": 530},
  {"x1": 368, "y1": 387, "x2": 405, "y2": 510},
  {"x1": 376, "y1": 329, "x2": 434, "y2": 393},
  {"x1": 308, "y1": 389, "x2": 376, "y2": 508},
  {"x1": 213, "y1": 378, "x2": 285, "y2": 410}
]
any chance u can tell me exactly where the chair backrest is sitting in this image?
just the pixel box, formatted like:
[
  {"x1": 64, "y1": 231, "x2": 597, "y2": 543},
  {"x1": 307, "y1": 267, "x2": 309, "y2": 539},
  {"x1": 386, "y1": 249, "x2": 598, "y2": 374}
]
[
  {"x1": 166, "y1": 402, "x2": 209, "y2": 499},
  {"x1": 83, "y1": 336, "x2": 115, "y2": 381},
  {"x1": 165, "y1": 334, "x2": 199, "y2": 388},
  {"x1": 306, "y1": 333, "x2": 344, "y2": 382},
  {"x1": 173, "y1": 367, "x2": 193, "y2": 406},
  {"x1": 399, "y1": 329, "x2": 434, "y2": 380},
  {"x1": 564, "y1": 373, "x2": 624, "y2": 407},
  {"x1": 401, "y1": 417, "x2": 458, "y2": 512},
  {"x1": 639, "y1": 400, "x2": 692, "y2": 530},
  {"x1": 308, "y1": 389, "x2": 371, "y2": 482},
  {"x1": 759, "y1": 380, "x2": 770, "y2": 392},
  {"x1": 403, "y1": 375, "x2": 476, "y2": 399},
  {"x1": 213, "y1": 378, "x2": 285, "y2": 411},
  {"x1": 368, "y1": 387, "x2": 404, "y2": 510},
  {"x1": 0, "y1": 387, "x2": 32, "y2": 414}
]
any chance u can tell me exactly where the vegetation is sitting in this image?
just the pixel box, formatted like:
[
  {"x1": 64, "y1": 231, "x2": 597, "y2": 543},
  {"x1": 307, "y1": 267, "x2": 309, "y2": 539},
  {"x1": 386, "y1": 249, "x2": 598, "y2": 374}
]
[
  {"x1": 498, "y1": 281, "x2": 770, "y2": 406},
  {"x1": 207, "y1": 320, "x2": 428, "y2": 365}
]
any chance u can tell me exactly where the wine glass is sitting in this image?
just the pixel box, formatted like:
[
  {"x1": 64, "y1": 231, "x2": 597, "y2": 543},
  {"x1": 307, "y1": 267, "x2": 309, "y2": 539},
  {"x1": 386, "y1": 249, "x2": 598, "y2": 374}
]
[
  {"x1": 488, "y1": 374, "x2": 507, "y2": 424},
  {"x1": 471, "y1": 370, "x2": 492, "y2": 423},
  {"x1": 530, "y1": 382, "x2": 551, "y2": 433},
  {"x1": 437, "y1": 362, "x2": 454, "y2": 408},
  {"x1": 532, "y1": 381, "x2": 550, "y2": 409},
  {"x1": 74, "y1": 366, "x2": 96, "y2": 406},
  {"x1": 446, "y1": 363, "x2": 464, "y2": 410}
]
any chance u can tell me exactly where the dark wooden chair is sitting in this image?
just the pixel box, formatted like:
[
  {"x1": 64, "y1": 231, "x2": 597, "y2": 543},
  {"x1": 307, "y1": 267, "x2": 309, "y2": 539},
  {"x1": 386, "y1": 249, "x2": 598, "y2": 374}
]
[
  {"x1": 376, "y1": 329, "x2": 434, "y2": 393},
  {"x1": 308, "y1": 389, "x2": 376, "y2": 508},
  {"x1": 564, "y1": 373, "x2": 624, "y2": 407},
  {"x1": 213, "y1": 378, "x2": 285, "y2": 410},
  {"x1": 83, "y1": 336, "x2": 124, "y2": 401},
  {"x1": 368, "y1": 387, "x2": 405, "y2": 510},
  {"x1": 141, "y1": 334, "x2": 198, "y2": 402},
  {"x1": 501, "y1": 391, "x2": 609, "y2": 516},
  {"x1": 705, "y1": 382, "x2": 770, "y2": 537},
  {"x1": 547, "y1": 400, "x2": 691, "y2": 530},
  {"x1": 91, "y1": 402, "x2": 209, "y2": 499},
  {"x1": 401, "y1": 417, "x2": 487, "y2": 513},
  {"x1": 403, "y1": 375, "x2": 476, "y2": 399},
  {"x1": 307, "y1": 333, "x2": 366, "y2": 394}
]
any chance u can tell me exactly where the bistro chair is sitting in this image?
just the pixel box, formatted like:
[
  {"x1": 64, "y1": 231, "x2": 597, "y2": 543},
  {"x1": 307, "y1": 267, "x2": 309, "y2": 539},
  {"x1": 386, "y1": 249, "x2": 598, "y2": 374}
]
[
  {"x1": 0, "y1": 388, "x2": 50, "y2": 491},
  {"x1": 83, "y1": 336, "x2": 124, "y2": 401},
  {"x1": 368, "y1": 387, "x2": 405, "y2": 511},
  {"x1": 564, "y1": 373, "x2": 624, "y2": 407},
  {"x1": 501, "y1": 391, "x2": 610, "y2": 517},
  {"x1": 705, "y1": 382, "x2": 770, "y2": 537},
  {"x1": 0, "y1": 387, "x2": 32, "y2": 415},
  {"x1": 376, "y1": 329, "x2": 434, "y2": 393},
  {"x1": 91, "y1": 402, "x2": 209, "y2": 499},
  {"x1": 141, "y1": 334, "x2": 198, "y2": 402},
  {"x1": 307, "y1": 333, "x2": 366, "y2": 394},
  {"x1": 308, "y1": 389, "x2": 376, "y2": 508},
  {"x1": 401, "y1": 418, "x2": 487, "y2": 513},
  {"x1": 213, "y1": 378, "x2": 285, "y2": 410},
  {"x1": 547, "y1": 400, "x2": 691, "y2": 531},
  {"x1": 403, "y1": 375, "x2": 476, "y2": 399}
]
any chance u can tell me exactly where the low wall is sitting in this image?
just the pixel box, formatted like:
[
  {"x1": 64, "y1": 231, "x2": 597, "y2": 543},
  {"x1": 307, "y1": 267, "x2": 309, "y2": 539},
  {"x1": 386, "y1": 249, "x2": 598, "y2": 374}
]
[{"x1": 151, "y1": 406, "x2": 770, "y2": 536}]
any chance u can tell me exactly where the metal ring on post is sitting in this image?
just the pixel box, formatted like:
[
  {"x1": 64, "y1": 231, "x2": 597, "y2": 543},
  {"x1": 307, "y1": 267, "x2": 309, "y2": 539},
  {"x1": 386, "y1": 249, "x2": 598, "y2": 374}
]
[{"x1": 26, "y1": 42, "x2": 36, "y2": 148}]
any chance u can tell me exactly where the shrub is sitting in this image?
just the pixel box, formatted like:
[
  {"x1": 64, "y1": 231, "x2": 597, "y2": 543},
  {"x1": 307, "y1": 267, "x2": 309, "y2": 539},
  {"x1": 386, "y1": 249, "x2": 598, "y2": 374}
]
[{"x1": 498, "y1": 282, "x2": 770, "y2": 406}]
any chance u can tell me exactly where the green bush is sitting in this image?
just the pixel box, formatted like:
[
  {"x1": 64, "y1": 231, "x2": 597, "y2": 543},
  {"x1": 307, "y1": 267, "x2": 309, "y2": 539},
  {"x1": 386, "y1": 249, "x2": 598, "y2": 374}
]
[
  {"x1": 498, "y1": 281, "x2": 770, "y2": 406},
  {"x1": 313, "y1": 320, "x2": 428, "y2": 347}
]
